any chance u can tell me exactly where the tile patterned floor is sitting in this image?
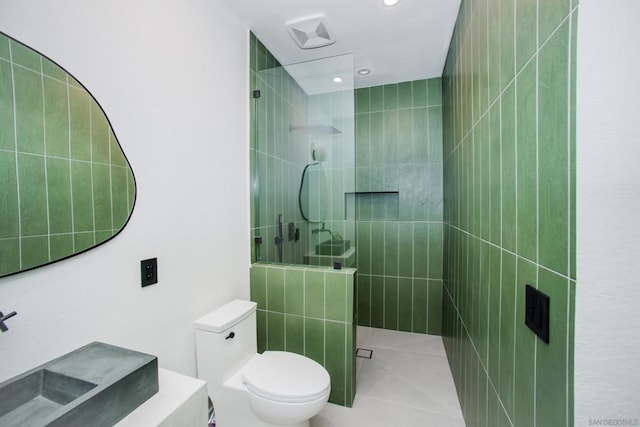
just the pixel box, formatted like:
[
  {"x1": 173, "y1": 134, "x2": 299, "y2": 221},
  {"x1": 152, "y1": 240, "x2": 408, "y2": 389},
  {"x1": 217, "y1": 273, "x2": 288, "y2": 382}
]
[{"x1": 311, "y1": 327, "x2": 466, "y2": 427}]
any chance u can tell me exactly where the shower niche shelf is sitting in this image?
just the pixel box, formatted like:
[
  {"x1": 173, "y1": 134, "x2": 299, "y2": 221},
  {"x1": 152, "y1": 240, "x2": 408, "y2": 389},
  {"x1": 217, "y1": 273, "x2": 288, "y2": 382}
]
[{"x1": 344, "y1": 191, "x2": 399, "y2": 221}]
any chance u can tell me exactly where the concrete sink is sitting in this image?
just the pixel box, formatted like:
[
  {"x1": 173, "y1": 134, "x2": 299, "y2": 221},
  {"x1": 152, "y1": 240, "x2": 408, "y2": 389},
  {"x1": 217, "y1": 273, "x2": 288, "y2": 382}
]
[
  {"x1": 0, "y1": 342, "x2": 158, "y2": 427},
  {"x1": 315, "y1": 239, "x2": 351, "y2": 256}
]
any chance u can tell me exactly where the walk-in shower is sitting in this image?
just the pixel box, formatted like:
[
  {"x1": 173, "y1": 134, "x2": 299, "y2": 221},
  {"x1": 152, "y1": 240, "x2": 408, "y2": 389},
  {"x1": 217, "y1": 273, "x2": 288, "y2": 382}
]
[{"x1": 250, "y1": 49, "x2": 356, "y2": 267}]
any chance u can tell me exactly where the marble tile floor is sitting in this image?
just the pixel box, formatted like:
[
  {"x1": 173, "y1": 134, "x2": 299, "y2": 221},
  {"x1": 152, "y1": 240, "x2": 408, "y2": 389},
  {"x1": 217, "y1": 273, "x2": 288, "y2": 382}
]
[{"x1": 311, "y1": 326, "x2": 466, "y2": 427}]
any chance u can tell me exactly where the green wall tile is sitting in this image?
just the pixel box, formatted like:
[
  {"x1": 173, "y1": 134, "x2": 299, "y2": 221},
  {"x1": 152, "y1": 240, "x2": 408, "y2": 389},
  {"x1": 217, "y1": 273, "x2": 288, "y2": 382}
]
[
  {"x1": 267, "y1": 267, "x2": 285, "y2": 313},
  {"x1": 487, "y1": 0, "x2": 501, "y2": 103},
  {"x1": 499, "y1": 251, "x2": 516, "y2": 418},
  {"x1": 412, "y1": 279, "x2": 428, "y2": 333},
  {"x1": 427, "y1": 78, "x2": 442, "y2": 106},
  {"x1": 285, "y1": 314, "x2": 304, "y2": 355},
  {"x1": 256, "y1": 310, "x2": 267, "y2": 353},
  {"x1": 398, "y1": 278, "x2": 413, "y2": 332},
  {"x1": 285, "y1": 268, "x2": 304, "y2": 316},
  {"x1": 384, "y1": 276, "x2": 398, "y2": 330},
  {"x1": 539, "y1": 0, "x2": 571, "y2": 45},
  {"x1": 43, "y1": 77, "x2": 70, "y2": 158},
  {"x1": 304, "y1": 317, "x2": 325, "y2": 365},
  {"x1": 370, "y1": 222, "x2": 384, "y2": 276},
  {"x1": 69, "y1": 88, "x2": 91, "y2": 161},
  {"x1": 487, "y1": 245, "x2": 501, "y2": 384},
  {"x1": 95, "y1": 230, "x2": 112, "y2": 241},
  {"x1": 515, "y1": 0, "x2": 537, "y2": 72},
  {"x1": 501, "y1": 82, "x2": 516, "y2": 252},
  {"x1": 427, "y1": 280, "x2": 442, "y2": 334},
  {"x1": 488, "y1": 103, "x2": 502, "y2": 245},
  {"x1": 0, "y1": 151, "x2": 19, "y2": 239},
  {"x1": 14, "y1": 66, "x2": 44, "y2": 155},
  {"x1": 0, "y1": 238, "x2": 20, "y2": 275},
  {"x1": 0, "y1": 61, "x2": 14, "y2": 151},
  {"x1": 326, "y1": 272, "x2": 347, "y2": 321},
  {"x1": 413, "y1": 223, "x2": 428, "y2": 279},
  {"x1": 369, "y1": 86, "x2": 384, "y2": 112},
  {"x1": 383, "y1": 222, "x2": 398, "y2": 276},
  {"x1": 535, "y1": 268, "x2": 570, "y2": 426},
  {"x1": 111, "y1": 165, "x2": 129, "y2": 229},
  {"x1": 73, "y1": 231, "x2": 94, "y2": 252},
  {"x1": 250, "y1": 265, "x2": 267, "y2": 310},
  {"x1": 357, "y1": 274, "x2": 371, "y2": 326},
  {"x1": 412, "y1": 80, "x2": 427, "y2": 107},
  {"x1": 21, "y1": 235, "x2": 48, "y2": 269},
  {"x1": 397, "y1": 223, "x2": 413, "y2": 277},
  {"x1": 428, "y1": 223, "x2": 443, "y2": 279},
  {"x1": 50, "y1": 234, "x2": 73, "y2": 260},
  {"x1": 92, "y1": 163, "x2": 112, "y2": 231},
  {"x1": 18, "y1": 153, "x2": 47, "y2": 236},
  {"x1": 517, "y1": 59, "x2": 538, "y2": 262},
  {"x1": 499, "y1": 0, "x2": 515, "y2": 90},
  {"x1": 538, "y1": 20, "x2": 570, "y2": 276},
  {"x1": 383, "y1": 84, "x2": 398, "y2": 110},
  {"x1": 71, "y1": 160, "x2": 94, "y2": 232},
  {"x1": 356, "y1": 88, "x2": 370, "y2": 113},
  {"x1": 110, "y1": 131, "x2": 127, "y2": 167},
  {"x1": 267, "y1": 311, "x2": 285, "y2": 351},
  {"x1": 397, "y1": 81, "x2": 412, "y2": 109},
  {"x1": 10, "y1": 40, "x2": 40, "y2": 71},
  {"x1": 325, "y1": 321, "x2": 347, "y2": 405},
  {"x1": 305, "y1": 270, "x2": 325, "y2": 319},
  {"x1": 513, "y1": 259, "x2": 537, "y2": 427},
  {"x1": 46, "y1": 157, "x2": 72, "y2": 234},
  {"x1": 0, "y1": 33, "x2": 9, "y2": 60},
  {"x1": 370, "y1": 275, "x2": 384, "y2": 328}
]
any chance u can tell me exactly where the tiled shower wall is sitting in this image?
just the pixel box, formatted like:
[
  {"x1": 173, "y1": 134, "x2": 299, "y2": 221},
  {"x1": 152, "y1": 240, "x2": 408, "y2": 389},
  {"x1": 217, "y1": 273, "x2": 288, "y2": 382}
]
[
  {"x1": 354, "y1": 79, "x2": 444, "y2": 335},
  {"x1": 441, "y1": 0, "x2": 577, "y2": 426},
  {"x1": 249, "y1": 33, "x2": 309, "y2": 264},
  {"x1": 250, "y1": 262, "x2": 356, "y2": 407},
  {"x1": 0, "y1": 32, "x2": 134, "y2": 276}
]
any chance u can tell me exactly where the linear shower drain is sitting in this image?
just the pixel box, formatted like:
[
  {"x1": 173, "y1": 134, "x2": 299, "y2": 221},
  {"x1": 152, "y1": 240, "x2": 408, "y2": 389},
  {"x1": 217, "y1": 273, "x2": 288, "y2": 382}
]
[{"x1": 356, "y1": 348, "x2": 373, "y2": 359}]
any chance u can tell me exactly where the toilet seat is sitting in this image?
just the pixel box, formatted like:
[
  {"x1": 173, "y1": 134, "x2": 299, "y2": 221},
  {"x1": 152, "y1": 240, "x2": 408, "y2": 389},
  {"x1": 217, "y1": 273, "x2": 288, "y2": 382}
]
[{"x1": 242, "y1": 351, "x2": 331, "y2": 403}]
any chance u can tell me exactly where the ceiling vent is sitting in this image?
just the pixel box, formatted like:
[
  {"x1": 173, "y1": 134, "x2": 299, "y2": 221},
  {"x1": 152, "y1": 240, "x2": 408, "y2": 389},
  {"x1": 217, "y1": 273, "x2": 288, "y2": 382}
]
[{"x1": 286, "y1": 14, "x2": 336, "y2": 49}]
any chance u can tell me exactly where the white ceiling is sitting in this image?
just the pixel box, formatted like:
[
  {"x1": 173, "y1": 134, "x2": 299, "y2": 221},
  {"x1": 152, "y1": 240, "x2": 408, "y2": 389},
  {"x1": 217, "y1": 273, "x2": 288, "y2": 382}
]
[{"x1": 222, "y1": 0, "x2": 461, "y2": 89}]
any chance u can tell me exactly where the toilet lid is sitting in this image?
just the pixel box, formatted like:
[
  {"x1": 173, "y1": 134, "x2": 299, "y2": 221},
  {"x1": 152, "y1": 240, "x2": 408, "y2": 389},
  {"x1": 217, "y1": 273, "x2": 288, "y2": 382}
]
[{"x1": 242, "y1": 351, "x2": 331, "y2": 403}]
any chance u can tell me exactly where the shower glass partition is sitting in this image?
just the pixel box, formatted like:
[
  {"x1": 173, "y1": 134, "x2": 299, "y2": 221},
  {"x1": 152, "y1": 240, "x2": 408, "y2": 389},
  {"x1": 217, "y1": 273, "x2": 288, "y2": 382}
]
[{"x1": 250, "y1": 53, "x2": 356, "y2": 267}]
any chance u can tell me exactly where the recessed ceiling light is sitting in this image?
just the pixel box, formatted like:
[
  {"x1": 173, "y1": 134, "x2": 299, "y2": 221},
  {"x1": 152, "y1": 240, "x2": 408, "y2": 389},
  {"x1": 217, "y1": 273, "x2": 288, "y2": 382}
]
[
  {"x1": 382, "y1": 0, "x2": 401, "y2": 7},
  {"x1": 357, "y1": 68, "x2": 371, "y2": 76},
  {"x1": 332, "y1": 76, "x2": 343, "y2": 83}
]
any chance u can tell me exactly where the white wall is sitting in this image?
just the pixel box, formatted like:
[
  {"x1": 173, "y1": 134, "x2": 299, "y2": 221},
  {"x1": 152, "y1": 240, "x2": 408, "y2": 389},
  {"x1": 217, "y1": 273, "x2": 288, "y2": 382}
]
[
  {"x1": 576, "y1": 0, "x2": 640, "y2": 423},
  {"x1": 0, "y1": 0, "x2": 250, "y2": 381}
]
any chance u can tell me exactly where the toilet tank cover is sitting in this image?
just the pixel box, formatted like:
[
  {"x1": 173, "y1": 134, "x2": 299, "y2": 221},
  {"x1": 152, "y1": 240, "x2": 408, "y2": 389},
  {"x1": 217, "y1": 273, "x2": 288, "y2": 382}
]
[{"x1": 194, "y1": 299, "x2": 257, "y2": 333}]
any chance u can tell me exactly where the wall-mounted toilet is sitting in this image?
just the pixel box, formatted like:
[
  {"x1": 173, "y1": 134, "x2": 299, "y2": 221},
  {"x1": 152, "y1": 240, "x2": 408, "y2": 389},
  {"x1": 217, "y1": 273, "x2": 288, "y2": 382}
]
[{"x1": 195, "y1": 299, "x2": 330, "y2": 427}]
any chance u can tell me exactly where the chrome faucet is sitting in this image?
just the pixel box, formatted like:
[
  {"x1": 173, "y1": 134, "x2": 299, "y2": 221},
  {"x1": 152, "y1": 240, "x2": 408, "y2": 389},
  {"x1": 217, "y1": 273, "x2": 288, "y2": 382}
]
[{"x1": 0, "y1": 310, "x2": 17, "y2": 332}]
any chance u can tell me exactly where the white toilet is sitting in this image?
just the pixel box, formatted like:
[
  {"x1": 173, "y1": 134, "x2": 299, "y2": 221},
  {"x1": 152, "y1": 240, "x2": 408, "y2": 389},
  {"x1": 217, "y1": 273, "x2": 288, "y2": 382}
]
[{"x1": 195, "y1": 299, "x2": 330, "y2": 427}]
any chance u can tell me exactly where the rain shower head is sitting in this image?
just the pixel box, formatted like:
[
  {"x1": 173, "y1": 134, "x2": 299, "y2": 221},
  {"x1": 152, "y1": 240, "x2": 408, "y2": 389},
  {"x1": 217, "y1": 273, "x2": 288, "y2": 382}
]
[{"x1": 289, "y1": 124, "x2": 342, "y2": 136}]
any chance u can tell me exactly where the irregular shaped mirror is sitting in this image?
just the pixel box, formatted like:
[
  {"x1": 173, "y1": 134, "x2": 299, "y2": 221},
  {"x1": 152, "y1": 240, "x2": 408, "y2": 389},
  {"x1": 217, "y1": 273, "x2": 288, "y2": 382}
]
[
  {"x1": 298, "y1": 161, "x2": 329, "y2": 222},
  {"x1": 0, "y1": 31, "x2": 136, "y2": 278}
]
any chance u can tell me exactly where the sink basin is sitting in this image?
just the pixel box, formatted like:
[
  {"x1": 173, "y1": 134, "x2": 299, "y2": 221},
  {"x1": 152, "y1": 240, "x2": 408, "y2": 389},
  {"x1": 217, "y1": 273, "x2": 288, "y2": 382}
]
[
  {"x1": 315, "y1": 239, "x2": 351, "y2": 256},
  {"x1": 0, "y1": 342, "x2": 158, "y2": 427},
  {"x1": 0, "y1": 369, "x2": 97, "y2": 427}
]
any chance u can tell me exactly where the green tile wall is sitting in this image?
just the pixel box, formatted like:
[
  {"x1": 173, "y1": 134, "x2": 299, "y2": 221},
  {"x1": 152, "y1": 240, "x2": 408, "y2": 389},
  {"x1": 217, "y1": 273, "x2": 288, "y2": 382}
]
[
  {"x1": 250, "y1": 262, "x2": 356, "y2": 407},
  {"x1": 441, "y1": 1, "x2": 577, "y2": 426},
  {"x1": 0, "y1": 32, "x2": 135, "y2": 277},
  {"x1": 354, "y1": 79, "x2": 444, "y2": 335}
]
